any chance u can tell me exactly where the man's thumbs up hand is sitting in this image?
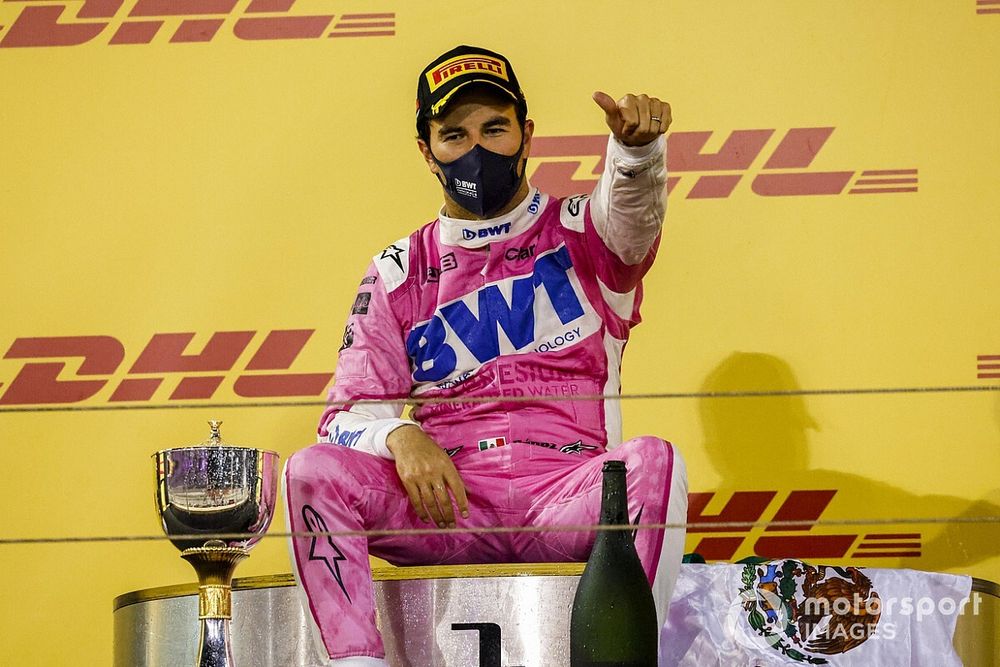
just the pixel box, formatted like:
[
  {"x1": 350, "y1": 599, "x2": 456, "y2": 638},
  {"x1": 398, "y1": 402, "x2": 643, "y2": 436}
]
[{"x1": 593, "y1": 91, "x2": 671, "y2": 147}]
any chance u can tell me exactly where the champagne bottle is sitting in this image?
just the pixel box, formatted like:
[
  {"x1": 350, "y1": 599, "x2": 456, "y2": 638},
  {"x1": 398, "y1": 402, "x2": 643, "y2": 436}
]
[{"x1": 570, "y1": 460, "x2": 657, "y2": 667}]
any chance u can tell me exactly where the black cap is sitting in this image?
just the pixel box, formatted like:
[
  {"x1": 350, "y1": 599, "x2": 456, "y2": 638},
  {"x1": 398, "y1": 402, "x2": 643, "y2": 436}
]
[{"x1": 416, "y1": 45, "x2": 526, "y2": 124}]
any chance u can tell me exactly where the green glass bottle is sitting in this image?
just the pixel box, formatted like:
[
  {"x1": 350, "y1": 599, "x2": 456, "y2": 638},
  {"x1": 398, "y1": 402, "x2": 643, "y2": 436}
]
[{"x1": 570, "y1": 460, "x2": 657, "y2": 666}]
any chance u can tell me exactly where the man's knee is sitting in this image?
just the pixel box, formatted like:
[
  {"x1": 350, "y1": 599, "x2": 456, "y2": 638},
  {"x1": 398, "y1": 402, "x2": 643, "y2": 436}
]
[
  {"x1": 284, "y1": 443, "x2": 372, "y2": 499},
  {"x1": 616, "y1": 436, "x2": 682, "y2": 478},
  {"x1": 614, "y1": 437, "x2": 687, "y2": 509},
  {"x1": 287, "y1": 443, "x2": 338, "y2": 482}
]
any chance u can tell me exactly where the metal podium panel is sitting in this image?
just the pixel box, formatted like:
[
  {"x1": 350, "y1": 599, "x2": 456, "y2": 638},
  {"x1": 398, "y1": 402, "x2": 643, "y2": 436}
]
[
  {"x1": 114, "y1": 583, "x2": 326, "y2": 667},
  {"x1": 114, "y1": 565, "x2": 583, "y2": 667},
  {"x1": 376, "y1": 573, "x2": 577, "y2": 667},
  {"x1": 115, "y1": 566, "x2": 999, "y2": 667}
]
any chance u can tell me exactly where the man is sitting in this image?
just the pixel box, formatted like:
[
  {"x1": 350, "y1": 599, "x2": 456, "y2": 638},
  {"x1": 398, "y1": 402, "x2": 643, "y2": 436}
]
[{"x1": 284, "y1": 45, "x2": 687, "y2": 666}]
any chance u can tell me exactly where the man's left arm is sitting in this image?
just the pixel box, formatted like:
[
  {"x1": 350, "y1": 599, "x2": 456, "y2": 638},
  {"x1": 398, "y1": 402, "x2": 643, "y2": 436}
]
[{"x1": 587, "y1": 92, "x2": 671, "y2": 270}]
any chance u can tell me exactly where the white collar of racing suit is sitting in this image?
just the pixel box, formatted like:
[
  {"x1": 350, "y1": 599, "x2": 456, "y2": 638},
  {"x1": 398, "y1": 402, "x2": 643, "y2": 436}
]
[{"x1": 437, "y1": 186, "x2": 548, "y2": 249}]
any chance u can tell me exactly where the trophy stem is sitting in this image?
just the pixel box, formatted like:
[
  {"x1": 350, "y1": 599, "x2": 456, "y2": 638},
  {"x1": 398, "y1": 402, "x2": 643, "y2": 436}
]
[
  {"x1": 197, "y1": 618, "x2": 236, "y2": 667},
  {"x1": 181, "y1": 544, "x2": 249, "y2": 667}
]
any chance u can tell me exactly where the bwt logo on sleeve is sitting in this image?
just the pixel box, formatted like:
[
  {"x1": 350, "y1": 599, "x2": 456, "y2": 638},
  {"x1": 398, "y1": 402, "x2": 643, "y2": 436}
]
[
  {"x1": 405, "y1": 245, "x2": 599, "y2": 384},
  {"x1": 0, "y1": 1, "x2": 396, "y2": 48}
]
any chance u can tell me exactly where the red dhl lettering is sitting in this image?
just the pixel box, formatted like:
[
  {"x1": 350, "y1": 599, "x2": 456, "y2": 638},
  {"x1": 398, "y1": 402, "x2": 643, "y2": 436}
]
[
  {"x1": 0, "y1": 2, "x2": 396, "y2": 47},
  {"x1": 528, "y1": 127, "x2": 918, "y2": 200},
  {"x1": 0, "y1": 330, "x2": 334, "y2": 404},
  {"x1": 430, "y1": 56, "x2": 506, "y2": 87},
  {"x1": 686, "y1": 490, "x2": 923, "y2": 561}
]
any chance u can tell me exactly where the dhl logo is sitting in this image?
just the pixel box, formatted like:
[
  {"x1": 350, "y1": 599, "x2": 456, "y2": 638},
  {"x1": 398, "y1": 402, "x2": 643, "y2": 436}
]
[
  {"x1": 529, "y1": 128, "x2": 919, "y2": 200},
  {"x1": 689, "y1": 489, "x2": 922, "y2": 561},
  {"x1": 978, "y1": 354, "x2": 1000, "y2": 379},
  {"x1": 0, "y1": 330, "x2": 334, "y2": 404},
  {"x1": 427, "y1": 54, "x2": 508, "y2": 91},
  {"x1": 978, "y1": 0, "x2": 1000, "y2": 15},
  {"x1": 0, "y1": 0, "x2": 394, "y2": 47}
]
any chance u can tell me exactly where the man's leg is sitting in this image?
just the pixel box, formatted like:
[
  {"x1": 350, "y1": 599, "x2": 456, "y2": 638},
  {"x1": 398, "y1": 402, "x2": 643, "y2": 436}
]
[
  {"x1": 515, "y1": 437, "x2": 688, "y2": 627},
  {"x1": 284, "y1": 443, "x2": 476, "y2": 663}
]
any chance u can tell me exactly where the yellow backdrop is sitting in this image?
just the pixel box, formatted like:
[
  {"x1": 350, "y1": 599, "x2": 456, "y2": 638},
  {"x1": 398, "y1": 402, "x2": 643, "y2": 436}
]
[{"x1": 1, "y1": 1, "x2": 998, "y2": 664}]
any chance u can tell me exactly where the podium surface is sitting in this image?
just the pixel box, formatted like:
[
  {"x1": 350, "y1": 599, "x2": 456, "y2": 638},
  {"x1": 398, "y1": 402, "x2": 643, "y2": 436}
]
[{"x1": 114, "y1": 564, "x2": 998, "y2": 666}]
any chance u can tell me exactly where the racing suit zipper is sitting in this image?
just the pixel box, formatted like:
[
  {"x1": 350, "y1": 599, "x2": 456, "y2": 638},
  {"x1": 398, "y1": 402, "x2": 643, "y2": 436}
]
[{"x1": 480, "y1": 243, "x2": 491, "y2": 278}]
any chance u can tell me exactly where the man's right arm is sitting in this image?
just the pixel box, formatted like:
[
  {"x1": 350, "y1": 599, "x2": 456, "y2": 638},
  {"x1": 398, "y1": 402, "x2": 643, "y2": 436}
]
[
  {"x1": 320, "y1": 254, "x2": 468, "y2": 527},
  {"x1": 318, "y1": 261, "x2": 416, "y2": 458}
]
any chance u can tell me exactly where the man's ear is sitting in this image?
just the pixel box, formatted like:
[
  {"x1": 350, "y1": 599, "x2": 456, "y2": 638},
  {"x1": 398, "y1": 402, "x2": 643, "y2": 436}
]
[
  {"x1": 516, "y1": 118, "x2": 535, "y2": 178},
  {"x1": 521, "y1": 118, "x2": 535, "y2": 159},
  {"x1": 416, "y1": 139, "x2": 441, "y2": 177}
]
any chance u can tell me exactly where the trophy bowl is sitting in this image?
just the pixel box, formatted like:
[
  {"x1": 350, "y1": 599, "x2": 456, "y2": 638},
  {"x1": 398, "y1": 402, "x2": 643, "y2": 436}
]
[{"x1": 154, "y1": 443, "x2": 278, "y2": 552}]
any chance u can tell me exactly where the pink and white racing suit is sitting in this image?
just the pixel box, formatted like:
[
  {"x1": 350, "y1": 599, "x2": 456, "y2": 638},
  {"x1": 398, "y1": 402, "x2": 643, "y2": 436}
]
[{"x1": 285, "y1": 134, "x2": 688, "y2": 663}]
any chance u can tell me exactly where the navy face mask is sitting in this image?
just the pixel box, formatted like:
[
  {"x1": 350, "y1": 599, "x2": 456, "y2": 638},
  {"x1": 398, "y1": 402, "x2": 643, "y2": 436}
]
[{"x1": 433, "y1": 142, "x2": 525, "y2": 218}]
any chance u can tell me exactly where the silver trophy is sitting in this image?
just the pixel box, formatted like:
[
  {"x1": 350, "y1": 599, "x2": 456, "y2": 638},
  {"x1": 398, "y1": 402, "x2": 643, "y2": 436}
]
[{"x1": 153, "y1": 421, "x2": 279, "y2": 667}]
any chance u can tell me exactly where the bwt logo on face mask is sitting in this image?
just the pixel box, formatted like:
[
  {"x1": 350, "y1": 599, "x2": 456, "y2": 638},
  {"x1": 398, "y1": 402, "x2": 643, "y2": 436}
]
[
  {"x1": 461, "y1": 222, "x2": 511, "y2": 241},
  {"x1": 454, "y1": 178, "x2": 478, "y2": 199}
]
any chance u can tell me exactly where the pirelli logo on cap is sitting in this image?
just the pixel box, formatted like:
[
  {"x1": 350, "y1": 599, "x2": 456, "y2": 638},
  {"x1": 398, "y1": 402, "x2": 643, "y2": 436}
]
[{"x1": 426, "y1": 54, "x2": 509, "y2": 92}]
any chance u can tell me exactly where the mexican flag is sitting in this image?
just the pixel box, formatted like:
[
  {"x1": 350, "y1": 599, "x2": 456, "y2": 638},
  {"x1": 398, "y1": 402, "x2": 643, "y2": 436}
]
[{"x1": 660, "y1": 561, "x2": 971, "y2": 666}]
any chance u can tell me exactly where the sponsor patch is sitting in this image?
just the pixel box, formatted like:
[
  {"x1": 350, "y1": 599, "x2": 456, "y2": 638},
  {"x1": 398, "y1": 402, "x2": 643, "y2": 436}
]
[
  {"x1": 560, "y1": 440, "x2": 598, "y2": 454},
  {"x1": 462, "y1": 221, "x2": 511, "y2": 241},
  {"x1": 435, "y1": 370, "x2": 473, "y2": 390},
  {"x1": 526, "y1": 189, "x2": 542, "y2": 214},
  {"x1": 533, "y1": 326, "x2": 584, "y2": 354},
  {"x1": 427, "y1": 252, "x2": 459, "y2": 283},
  {"x1": 329, "y1": 424, "x2": 366, "y2": 448},
  {"x1": 504, "y1": 244, "x2": 535, "y2": 261},
  {"x1": 360, "y1": 276, "x2": 377, "y2": 286},
  {"x1": 515, "y1": 439, "x2": 557, "y2": 450},
  {"x1": 406, "y1": 245, "x2": 599, "y2": 384},
  {"x1": 477, "y1": 436, "x2": 507, "y2": 451},
  {"x1": 339, "y1": 323, "x2": 354, "y2": 352},
  {"x1": 301, "y1": 505, "x2": 351, "y2": 602},
  {"x1": 351, "y1": 292, "x2": 371, "y2": 315},
  {"x1": 426, "y1": 54, "x2": 509, "y2": 92},
  {"x1": 559, "y1": 194, "x2": 588, "y2": 232},
  {"x1": 380, "y1": 244, "x2": 406, "y2": 272},
  {"x1": 454, "y1": 178, "x2": 478, "y2": 199},
  {"x1": 373, "y1": 237, "x2": 411, "y2": 293}
]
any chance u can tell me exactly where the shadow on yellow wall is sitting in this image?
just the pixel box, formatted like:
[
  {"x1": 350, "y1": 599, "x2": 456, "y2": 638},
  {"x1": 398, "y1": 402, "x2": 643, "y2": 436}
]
[{"x1": 693, "y1": 352, "x2": 999, "y2": 576}]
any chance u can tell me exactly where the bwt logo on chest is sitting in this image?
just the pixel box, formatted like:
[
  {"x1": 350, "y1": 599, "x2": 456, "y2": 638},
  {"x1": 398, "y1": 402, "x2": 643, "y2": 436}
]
[
  {"x1": 462, "y1": 222, "x2": 512, "y2": 240},
  {"x1": 406, "y1": 246, "x2": 593, "y2": 382}
]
